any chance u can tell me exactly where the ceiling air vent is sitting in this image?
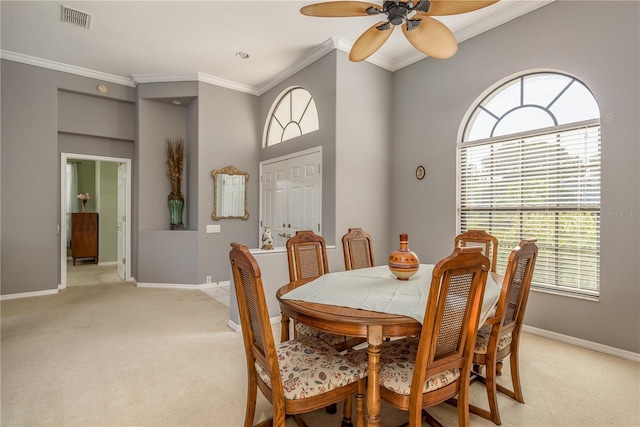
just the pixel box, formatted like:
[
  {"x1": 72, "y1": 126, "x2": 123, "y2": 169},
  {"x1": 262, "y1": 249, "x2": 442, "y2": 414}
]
[{"x1": 61, "y1": 5, "x2": 92, "y2": 29}]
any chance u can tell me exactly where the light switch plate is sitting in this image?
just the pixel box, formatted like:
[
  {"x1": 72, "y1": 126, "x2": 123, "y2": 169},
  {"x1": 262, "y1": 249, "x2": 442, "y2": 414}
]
[{"x1": 206, "y1": 224, "x2": 221, "y2": 233}]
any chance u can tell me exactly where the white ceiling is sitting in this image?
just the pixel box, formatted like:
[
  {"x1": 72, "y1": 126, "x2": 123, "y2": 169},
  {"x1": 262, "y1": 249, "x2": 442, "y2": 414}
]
[{"x1": 0, "y1": 1, "x2": 553, "y2": 94}]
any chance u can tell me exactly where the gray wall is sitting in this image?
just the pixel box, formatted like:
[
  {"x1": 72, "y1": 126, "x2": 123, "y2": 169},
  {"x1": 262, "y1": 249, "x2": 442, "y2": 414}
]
[
  {"x1": 259, "y1": 51, "x2": 339, "y2": 245},
  {"x1": 231, "y1": 50, "x2": 394, "y2": 324},
  {"x1": 1, "y1": 60, "x2": 136, "y2": 294},
  {"x1": 2, "y1": 0, "x2": 638, "y2": 354},
  {"x1": 335, "y1": 50, "x2": 393, "y2": 264},
  {"x1": 390, "y1": 0, "x2": 639, "y2": 352},
  {"x1": 197, "y1": 82, "x2": 259, "y2": 284},
  {"x1": 135, "y1": 81, "x2": 259, "y2": 285}
]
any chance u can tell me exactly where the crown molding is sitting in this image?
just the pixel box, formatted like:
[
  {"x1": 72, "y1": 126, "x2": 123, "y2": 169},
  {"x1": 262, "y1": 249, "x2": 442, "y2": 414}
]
[
  {"x1": 356, "y1": 0, "x2": 557, "y2": 73},
  {"x1": 132, "y1": 72, "x2": 260, "y2": 96},
  {"x1": 1, "y1": 1, "x2": 555, "y2": 94},
  {"x1": 254, "y1": 38, "x2": 339, "y2": 95},
  {"x1": 0, "y1": 50, "x2": 136, "y2": 87},
  {"x1": 455, "y1": 0, "x2": 555, "y2": 44}
]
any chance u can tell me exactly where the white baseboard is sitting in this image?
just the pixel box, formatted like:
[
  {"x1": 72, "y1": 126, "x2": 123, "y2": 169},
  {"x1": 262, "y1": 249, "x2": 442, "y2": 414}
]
[
  {"x1": 137, "y1": 280, "x2": 230, "y2": 291},
  {"x1": 522, "y1": 325, "x2": 640, "y2": 362},
  {"x1": 227, "y1": 315, "x2": 281, "y2": 332},
  {"x1": 0, "y1": 289, "x2": 59, "y2": 300},
  {"x1": 98, "y1": 261, "x2": 118, "y2": 266},
  {"x1": 200, "y1": 280, "x2": 230, "y2": 290}
]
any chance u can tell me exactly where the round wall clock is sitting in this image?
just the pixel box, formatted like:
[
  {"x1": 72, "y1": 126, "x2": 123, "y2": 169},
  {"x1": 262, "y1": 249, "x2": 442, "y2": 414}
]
[{"x1": 416, "y1": 165, "x2": 425, "y2": 180}]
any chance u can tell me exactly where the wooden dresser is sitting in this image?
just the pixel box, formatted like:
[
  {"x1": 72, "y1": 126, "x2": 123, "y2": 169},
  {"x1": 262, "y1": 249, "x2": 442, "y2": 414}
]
[{"x1": 71, "y1": 213, "x2": 99, "y2": 265}]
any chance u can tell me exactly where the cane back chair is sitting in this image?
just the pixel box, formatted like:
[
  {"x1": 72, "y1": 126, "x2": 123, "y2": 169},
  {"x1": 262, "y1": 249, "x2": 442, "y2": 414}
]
[
  {"x1": 342, "y1": 228, "x2": 375, "y2": 271},
  {"x1": 229, "y1": 242, "x2": 365, "y2": 427},
  {"x1": 469, "y1": 239, "x2": 538, "y2": 425},
  {"x1": 286, "y1": 230, "x2": 365, "y2": 353},
  {"x1": 455, "y1": 230, "x2": 499, "y2": 273},
  {"x1": 347, "y1": 246, "x2": 490, "y2": 427}
]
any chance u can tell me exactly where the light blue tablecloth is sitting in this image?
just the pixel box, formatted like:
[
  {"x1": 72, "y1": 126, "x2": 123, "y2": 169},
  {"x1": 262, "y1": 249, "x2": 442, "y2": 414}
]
[{"x1": 281, "y1": 265, "x2": 500, "y2": 326}]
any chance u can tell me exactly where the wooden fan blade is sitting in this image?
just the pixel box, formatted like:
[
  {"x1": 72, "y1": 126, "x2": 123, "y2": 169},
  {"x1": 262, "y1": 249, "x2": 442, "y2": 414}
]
[
  {"x1": 300, "y1": 1, "x2": 381, "y2": 17},
  {"x1": 418, "y1": 0, "x2": 499, "y2": 16},
  {"x1": 349, "y1": 21, "x2": 394, "y2": 62},
  {"x1": 402, "y1": 16, "x2": 457, "y2": 59}
]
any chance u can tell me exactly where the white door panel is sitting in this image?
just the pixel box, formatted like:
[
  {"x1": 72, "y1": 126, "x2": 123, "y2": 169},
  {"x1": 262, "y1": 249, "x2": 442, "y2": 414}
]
[
  {"x1": 260, "y1": 149, "x2": 322, "y2": 248},
  {"x1": 117, "y1": 163, "x2": 127, "y2": 280}
]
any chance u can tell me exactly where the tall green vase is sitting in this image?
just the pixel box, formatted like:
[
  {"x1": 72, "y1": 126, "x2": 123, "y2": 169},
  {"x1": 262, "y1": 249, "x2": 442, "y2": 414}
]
[{"x1": 168, "y1": 192, "x2": 184, "y2": 230}]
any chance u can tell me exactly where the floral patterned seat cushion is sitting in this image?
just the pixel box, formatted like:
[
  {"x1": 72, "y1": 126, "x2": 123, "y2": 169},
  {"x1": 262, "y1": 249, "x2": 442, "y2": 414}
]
[
  {"x1": 474, "y1": 325, "x2": 513, "y2": 355},
  {"x1": 344, "y1": 337, "x2": 460, "y2": 396},
  {"x1": 255, "y1": 336, "x2": 365, "y2": 401},
  {"x1": 295, "y1": 322, "x2": 349, "y2": 347}
]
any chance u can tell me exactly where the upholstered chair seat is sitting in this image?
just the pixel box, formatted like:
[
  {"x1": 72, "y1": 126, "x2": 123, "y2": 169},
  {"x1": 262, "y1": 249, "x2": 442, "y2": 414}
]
[
  {"x1": 295, "y1": 323, "x2": 354, "y2": 348},
  {"x1": 474, "y1": 326, "x2": 513, "y2": 354},
  {"x1": 346, "y1": 337, "x2": 462, "y2": 395},
  {"x1": 255, "y1": 335, "x2": 365, "y2": 400}
]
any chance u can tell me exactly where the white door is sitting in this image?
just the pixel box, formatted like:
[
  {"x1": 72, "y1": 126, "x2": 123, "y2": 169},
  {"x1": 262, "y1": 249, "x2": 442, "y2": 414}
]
[
  {"x1": 288, "y1": 151, "x2": 321, "y2": 236},
  {"x1": 260, "y1": 149, "x2": 321, "y2": 248},
  {"x1": 261, "y1": 162, "x2": 289, "y2": 248},
  {"x1": 117, "y1": 163, "x2": 127, "y2": 280}
]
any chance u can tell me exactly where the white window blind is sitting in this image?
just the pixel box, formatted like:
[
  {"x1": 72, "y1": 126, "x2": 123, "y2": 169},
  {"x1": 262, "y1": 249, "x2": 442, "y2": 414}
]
[{"x1": 459, "y1": 123, "x2": 601, "y2": 298}]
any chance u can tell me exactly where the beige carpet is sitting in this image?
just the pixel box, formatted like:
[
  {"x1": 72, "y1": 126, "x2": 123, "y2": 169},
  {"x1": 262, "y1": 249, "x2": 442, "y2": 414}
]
[
  {"x1": 1, "y1": 279, "x2": 639, "y2": 426},
  {"x1": 66, "y1": 260, "x2": 122, "y2": 286}
]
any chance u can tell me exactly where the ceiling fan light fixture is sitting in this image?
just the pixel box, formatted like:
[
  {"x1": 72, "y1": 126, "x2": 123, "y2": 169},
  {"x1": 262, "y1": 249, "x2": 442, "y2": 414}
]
[
  {"x1": 414, "y1": 0, "x2": 431, "y2": 13},
  {"x1": 366, "y1": 6, "x2": 381, "y2": 15},
  {"x1": 386, "y1": 1, "x2": 409, "y2": 25},
  {"x1": 300, "y1": 0, "x2": 499, "y2": 61},
  {"x1": 405, "y1": 18, "x2": 421, "y2": 31}
]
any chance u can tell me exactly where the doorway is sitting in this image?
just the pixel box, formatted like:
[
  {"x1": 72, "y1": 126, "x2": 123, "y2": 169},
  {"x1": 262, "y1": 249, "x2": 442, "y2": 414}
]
[{"x1": 60, "y1": 153, "x2": 132, "y2": 289}]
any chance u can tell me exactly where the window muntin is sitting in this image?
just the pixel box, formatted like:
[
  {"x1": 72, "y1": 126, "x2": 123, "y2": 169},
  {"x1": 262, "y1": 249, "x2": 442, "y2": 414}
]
[
  {"x1": 464, "y1": 72, "x2": 599, "y2": 141},
  {"x1": 459, "y1": 72, "x2": 601, "y2": 299},
  {"x1": 265, "y1": 87, "x2": 319, "y2": 146}
]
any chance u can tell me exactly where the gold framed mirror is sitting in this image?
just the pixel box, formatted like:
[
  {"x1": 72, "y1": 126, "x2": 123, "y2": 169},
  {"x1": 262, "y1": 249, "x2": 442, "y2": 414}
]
[{"x1": 212, "y1": 166, "x2": 249, "y2": 220}]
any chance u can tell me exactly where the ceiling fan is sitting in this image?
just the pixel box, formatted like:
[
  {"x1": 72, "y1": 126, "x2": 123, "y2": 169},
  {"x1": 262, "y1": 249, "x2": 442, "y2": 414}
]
[{"x1": 300, "y1": 0, "x2": 499, "y2": 62}]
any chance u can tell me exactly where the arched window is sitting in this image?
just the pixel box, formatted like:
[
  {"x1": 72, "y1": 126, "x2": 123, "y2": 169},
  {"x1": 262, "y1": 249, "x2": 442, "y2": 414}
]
[
  {"x1": 264, "y1": 87, "x2": 319, "y2": 146},
  {"x1": 458, "y1": 71, "x2": 601, "y2": 299}
]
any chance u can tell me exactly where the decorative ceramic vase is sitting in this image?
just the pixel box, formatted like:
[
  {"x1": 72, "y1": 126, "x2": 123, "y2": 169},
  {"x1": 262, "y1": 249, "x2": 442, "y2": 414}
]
[
  {"x1": 261, "y1": 226, "x2": 274, "y2": 250},
  {"x1": 388, "y1": 233, "x2": 420, "y2": 280},
  {"x1": 168, "y1": 192, "x2": 184, "y2": 229}
]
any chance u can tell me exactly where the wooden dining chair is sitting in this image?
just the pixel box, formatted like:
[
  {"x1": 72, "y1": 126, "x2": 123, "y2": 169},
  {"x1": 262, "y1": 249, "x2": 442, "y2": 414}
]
[
  {"x1": 229, "y1": 242, "x2": 366, "y2": 427},
  {"x1": 286, "y1": 230, "x2": 365, "y2": 353},
  {"x1": 455, "y1": 230, "x2": 499, "y2": 272},
  {"x1": 346, "y1": 246, "x2": 490, "y2": 427},
  {"x1": 342, "y1": 228, "x2": 375, "y2": 270},
  {"x1": 286, "y1": 230, "x2": 330, "y2": 282},
  {"x1": 469, "y1": 239, "x2": 538, "y2": 425}
]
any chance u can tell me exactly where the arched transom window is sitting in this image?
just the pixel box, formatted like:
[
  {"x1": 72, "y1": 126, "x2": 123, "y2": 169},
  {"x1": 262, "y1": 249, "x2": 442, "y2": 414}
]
[
  {"x1": 264, "y1": 87, "x2": 319, "y2": 146},
  {"x1": 458, "y1": 71, "x2": 601, "y2": 299}
]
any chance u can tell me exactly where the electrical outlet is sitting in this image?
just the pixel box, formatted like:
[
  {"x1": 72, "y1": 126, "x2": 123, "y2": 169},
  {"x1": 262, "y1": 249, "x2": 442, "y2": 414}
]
[{"x1": 206, "y1": 275, "x2": 212, "y2": 284}]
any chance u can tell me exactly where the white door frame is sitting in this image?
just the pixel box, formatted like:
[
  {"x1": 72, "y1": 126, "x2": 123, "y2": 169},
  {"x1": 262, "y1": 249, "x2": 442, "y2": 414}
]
[{"x1": 60, "y1": 153, "x2": 132, "y2": 289}]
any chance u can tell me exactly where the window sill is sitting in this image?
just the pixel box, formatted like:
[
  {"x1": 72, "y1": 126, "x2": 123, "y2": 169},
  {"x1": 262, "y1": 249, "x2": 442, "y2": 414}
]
[
  {"x1": 531, "y1": 286, "x2": 599, "y2": 302},
  {"x1": 249, "y1": 245, "x2": 337, "y2": 255}
]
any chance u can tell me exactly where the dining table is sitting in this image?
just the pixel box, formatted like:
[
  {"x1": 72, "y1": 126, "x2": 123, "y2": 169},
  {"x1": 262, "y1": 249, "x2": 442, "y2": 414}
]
[{"x1": 276, "y1": 264, "x2": 501, "y2": 427}]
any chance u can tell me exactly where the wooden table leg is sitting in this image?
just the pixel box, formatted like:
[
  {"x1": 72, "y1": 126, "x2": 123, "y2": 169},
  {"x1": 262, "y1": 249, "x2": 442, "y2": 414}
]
[
  {"x1": 280, "y1": 314, "x2": 290, "y2": 342},
  {"x1": 366, "y1": 325, "x2": 383, "y2": 427}
]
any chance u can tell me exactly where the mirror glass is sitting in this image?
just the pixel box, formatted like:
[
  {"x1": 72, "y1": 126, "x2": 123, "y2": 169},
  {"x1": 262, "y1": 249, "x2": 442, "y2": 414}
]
[{"x1": 212, "y1": 166, "x2": 249, "y2": 220}]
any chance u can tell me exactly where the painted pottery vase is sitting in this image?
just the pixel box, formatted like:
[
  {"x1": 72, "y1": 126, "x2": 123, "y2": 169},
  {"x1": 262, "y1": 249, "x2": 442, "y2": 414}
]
[{"x1": 388, "y1": 233, "x2": 420, "y2": 280}]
